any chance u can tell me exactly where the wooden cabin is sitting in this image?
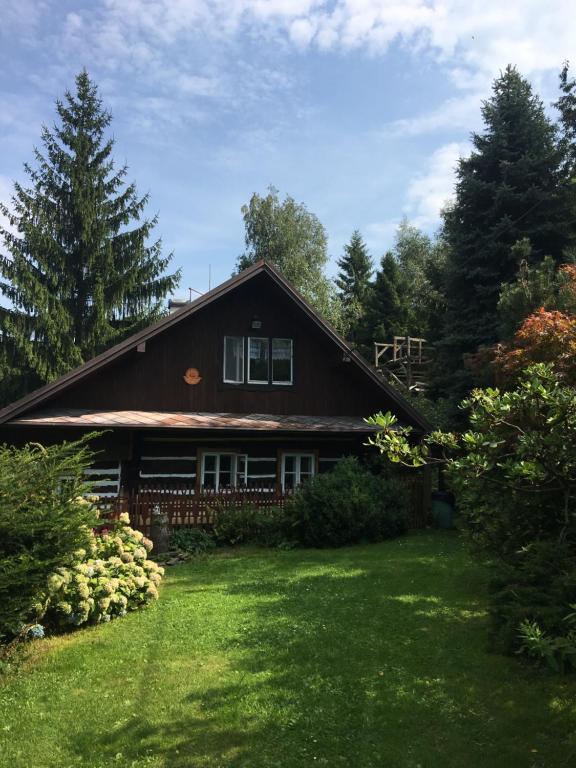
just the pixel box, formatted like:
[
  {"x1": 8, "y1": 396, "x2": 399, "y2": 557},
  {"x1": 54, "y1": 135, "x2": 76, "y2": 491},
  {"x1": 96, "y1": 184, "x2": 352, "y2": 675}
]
[{"x1": 0, "y1": 261, "x2": 430, "y2": 527}]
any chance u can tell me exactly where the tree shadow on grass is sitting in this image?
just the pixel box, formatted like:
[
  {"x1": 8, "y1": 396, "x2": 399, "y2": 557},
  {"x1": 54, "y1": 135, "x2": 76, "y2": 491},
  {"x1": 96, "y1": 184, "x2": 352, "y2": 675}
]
[{"x1": 71, "y1": 536, "x2": 576, "y2": 768}]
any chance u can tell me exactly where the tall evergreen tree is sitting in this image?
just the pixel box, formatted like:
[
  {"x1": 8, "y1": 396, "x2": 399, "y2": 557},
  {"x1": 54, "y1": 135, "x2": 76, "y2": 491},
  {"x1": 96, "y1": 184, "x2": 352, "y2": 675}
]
[
  {"x1": 555, "y1": 62, "x2": 576, "y2": 263},
  {"x1": 335, "y1": 230, "x2": 373, "y2": 345},
  {"x1": 439, "y1": 65, "x2": 573, "y2": 398},
  {"x1": 0, "y1": 71, "x2": 180, "y2": 400},
  {"x1": 556, "y1": 63, "x2": 576, "y2": 179},
  {"x1": 336, "y1": 230, "x2": 373, "y2": 307},
  {"x1": 357, "y1": 252, "x2": 411, "y2": 359}
]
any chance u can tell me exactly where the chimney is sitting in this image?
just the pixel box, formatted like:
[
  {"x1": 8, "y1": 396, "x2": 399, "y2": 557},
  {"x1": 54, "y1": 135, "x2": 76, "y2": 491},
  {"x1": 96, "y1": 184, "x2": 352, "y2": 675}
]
[{"x1": 168, "y1": 298, "x2": 189, "y2": 314}]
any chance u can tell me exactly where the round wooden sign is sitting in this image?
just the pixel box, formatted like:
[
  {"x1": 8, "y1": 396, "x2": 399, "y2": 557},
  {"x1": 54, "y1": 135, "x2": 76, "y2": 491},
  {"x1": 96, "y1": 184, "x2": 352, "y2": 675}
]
[{"x1": 183, "y1": 367, "x2": 202, "y2": 385}]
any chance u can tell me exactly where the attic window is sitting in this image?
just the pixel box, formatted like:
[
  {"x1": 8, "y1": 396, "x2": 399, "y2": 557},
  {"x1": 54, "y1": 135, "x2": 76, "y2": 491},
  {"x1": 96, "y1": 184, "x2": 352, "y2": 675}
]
[
  {"x1": 248, "y1": 337, "x2": 269, "y2": 384},
  {"x1": 223, "y1": 336, "x2": 294, "y2": 385},
  {"x1": 272, "y1": 339, "x2": 293, "y2": 384},
  {"x1": 223, "y1": 336, "x2": 244, "y2": 383}
]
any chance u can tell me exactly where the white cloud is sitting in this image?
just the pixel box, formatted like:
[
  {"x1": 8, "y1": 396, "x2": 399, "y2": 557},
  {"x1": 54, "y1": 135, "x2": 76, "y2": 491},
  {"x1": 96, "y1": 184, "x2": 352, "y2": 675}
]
[
  {"x1": 43, "y1": 0, "x2": 575, "y2": 143},
  {"x1": 50, "y1": 1, "x2": 576, "y2": 77},
  {"x1": 404, "y1": 141, "x2": 469, "y2": 228},
  {"x1": 382, "y1": 92, "x2": 482, "y2": 138}
]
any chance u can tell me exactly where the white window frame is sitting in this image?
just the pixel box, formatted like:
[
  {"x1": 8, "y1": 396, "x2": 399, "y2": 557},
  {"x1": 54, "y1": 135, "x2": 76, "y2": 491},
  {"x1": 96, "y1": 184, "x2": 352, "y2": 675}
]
[
  {"x1": 281, "y1": 453, "x2": 315, "y2": 491},
  {"x1": 223, "y1": 336, "x2": 245, "y2": 384},
  {"x1": 271, "y1": 338, "x2": 293, "y2": 385},
  {"x1": 247, "y1": 336, "x2": 269, "y2": 384},
  {"x1": 201, "y1": 452, "x2": 248, "y2": 491}
]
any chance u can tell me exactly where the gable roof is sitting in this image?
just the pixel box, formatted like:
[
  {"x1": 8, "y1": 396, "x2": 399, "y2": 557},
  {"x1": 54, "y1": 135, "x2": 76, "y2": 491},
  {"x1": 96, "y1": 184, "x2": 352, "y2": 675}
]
[{"x1": 0, "y1": 260, "x2": 431, "y2": 431}]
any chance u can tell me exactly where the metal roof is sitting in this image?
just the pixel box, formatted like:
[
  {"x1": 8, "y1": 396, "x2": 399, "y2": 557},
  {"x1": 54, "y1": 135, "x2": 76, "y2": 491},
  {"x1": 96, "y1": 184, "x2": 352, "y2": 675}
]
[{"x1": 7, "y1": 409, "x2": 381, "y2": 433}]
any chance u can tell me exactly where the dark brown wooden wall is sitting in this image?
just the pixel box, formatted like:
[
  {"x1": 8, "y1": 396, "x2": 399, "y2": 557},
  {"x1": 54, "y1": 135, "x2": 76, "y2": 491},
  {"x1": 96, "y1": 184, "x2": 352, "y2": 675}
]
[{"x1": 43, "y1": 274, "x2": 392, "y2": 417}]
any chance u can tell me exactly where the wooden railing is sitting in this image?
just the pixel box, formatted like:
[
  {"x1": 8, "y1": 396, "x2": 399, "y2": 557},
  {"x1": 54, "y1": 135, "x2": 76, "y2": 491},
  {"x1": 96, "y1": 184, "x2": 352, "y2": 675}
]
[
  {"x1": 107, "y1": 484, "x2": 293, "y2": 535},
  {"x1": 374, "y1": 336, "x2": 428, "y2": 366}
]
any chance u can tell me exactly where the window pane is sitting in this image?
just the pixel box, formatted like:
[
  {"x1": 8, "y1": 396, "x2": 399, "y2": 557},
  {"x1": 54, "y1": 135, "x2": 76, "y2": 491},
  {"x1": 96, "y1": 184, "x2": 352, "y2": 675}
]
[
  {"x1": 203, "y1": 455, "x2": 216, "y2": 472},
  {"x1": 224, "y1": 336, "x2": 244, "y2": 383},
  {"x1": 283, "y1": 472, "x2": 297, "y2": 490},
  {"x1": 299, "y1": 456, "x2": 313, "y2": 476},
  {"x1": 248, "y1": 337, "x2": 269, "y2": 382},
  {"x1": 272, "y1": 339, "x2": 293, "y2": 384},
  {"x1": 202, "y1": 472, "x2": 216, "y2": 490},
  {"x1": 237, "y1": 455, "x2": 247, "y2": 486},
  {"x1": 284, "y1": 455, "x2": 295, "y2": 473},
  {"x1": 219, "y1": 471, "x2": 232, "y2": 488},
  {"x1": 219, "y1": 455, "x2": 232, "y2": 473}
]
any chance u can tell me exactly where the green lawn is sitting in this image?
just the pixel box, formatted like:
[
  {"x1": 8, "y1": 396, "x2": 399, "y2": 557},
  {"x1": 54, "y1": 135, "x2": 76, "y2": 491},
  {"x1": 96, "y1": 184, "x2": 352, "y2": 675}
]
[{"x1": 1, "y1": 532, "x2": 576, "y2": 768}]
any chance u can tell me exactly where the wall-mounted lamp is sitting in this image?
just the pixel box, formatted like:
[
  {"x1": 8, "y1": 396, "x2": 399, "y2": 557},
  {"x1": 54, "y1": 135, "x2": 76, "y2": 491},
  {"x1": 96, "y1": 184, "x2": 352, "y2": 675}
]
[{"x1": 251, "y1": 316, "x2": 262, "y2": 330}]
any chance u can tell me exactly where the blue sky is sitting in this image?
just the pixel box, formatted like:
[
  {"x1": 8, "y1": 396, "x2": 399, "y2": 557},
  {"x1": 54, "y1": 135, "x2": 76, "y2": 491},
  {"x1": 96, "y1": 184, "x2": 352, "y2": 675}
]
[{"x1": 1, "y1": 1, "x2": 574, "y2": 297}]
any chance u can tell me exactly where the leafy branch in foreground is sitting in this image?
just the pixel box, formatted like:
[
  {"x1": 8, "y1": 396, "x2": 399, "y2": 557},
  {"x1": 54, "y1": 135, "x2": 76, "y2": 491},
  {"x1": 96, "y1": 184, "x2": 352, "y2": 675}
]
[{"x1": 367, "y1": 363, "x2": 576, "y2": 548}]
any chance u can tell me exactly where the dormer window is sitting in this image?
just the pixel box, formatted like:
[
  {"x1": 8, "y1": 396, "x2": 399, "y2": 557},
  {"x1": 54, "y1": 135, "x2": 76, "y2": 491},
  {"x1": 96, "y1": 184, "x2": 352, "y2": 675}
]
[{"x1": 223, "y1": 336, "x2": 293, "y2": 386}]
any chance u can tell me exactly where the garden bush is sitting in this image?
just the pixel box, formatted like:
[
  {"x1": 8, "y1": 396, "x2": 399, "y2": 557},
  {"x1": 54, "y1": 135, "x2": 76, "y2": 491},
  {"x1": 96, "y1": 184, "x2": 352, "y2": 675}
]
[
  {"x1": 213, "y1": 503, "x2": 287, "y2": 546},
  {"x1": 0, "y1": 436, "x2": 98, "y2": 642},
  {"x1": 43, "y1": 512, "x2": 164, "y2": 629},
  {"x1": 488, "y1": 541, "x2": 576, "y2": 664},
  {"x1": 284, "y1": 457, "x2": 408, "y2": 548},
  {"x1": 169, "y1": 527, "x2": 216, "y2": 555}
]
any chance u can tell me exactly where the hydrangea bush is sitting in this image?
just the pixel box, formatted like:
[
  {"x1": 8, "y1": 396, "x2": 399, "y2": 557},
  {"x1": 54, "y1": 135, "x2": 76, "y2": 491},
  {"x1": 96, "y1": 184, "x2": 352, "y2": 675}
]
[{"x1": 43, "y1": 512, "x2": 164, "y2": 629}]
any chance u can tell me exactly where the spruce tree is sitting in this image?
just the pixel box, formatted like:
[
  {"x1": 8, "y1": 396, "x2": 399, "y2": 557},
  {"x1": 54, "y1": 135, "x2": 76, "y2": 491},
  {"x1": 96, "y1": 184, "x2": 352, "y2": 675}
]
[
  {"x1": 335, "y1": 230, "x2": 373, "y2": 345},
  {"x1": 357, "y1": 252, "x2": 410, "y2": 359},
  {"x1": 555, "y1": 62, "x2": 576, "y2": 264},
  {"x1": 440, "y1": 65, "x2": 573, "y2": 398},
  {"x1": 556, "y1": 63, "x2": 576, "y2": 179},
  {"x1": 336, "y1": 230, "x2": 373, "y2": 307},
  {"x1": 0, "y1": 71, "x2": 180, "y2": 400}
]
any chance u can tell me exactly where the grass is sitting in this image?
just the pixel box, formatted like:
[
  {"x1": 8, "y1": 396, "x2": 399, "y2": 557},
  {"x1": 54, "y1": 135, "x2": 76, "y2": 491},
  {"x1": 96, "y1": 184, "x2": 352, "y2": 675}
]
[{"x1": 1, "y1": 531, "x2": 576, "y2": 768}]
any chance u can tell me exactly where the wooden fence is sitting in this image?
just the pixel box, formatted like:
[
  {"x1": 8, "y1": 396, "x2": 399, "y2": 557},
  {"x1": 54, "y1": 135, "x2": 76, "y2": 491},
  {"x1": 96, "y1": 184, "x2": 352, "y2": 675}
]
[
  {"x1": 107, "y1": 472, "x2": 432, "y2": 535},
  {"x1": 108, "y1": 485, "x2": 293, "y2": 535}
]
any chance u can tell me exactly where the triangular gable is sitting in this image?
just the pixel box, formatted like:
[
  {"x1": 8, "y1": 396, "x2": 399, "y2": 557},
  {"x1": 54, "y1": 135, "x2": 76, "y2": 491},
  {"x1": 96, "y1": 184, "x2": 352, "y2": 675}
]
[{"x1": 0, "y1": 260, "x2": 430, "y2": 431}]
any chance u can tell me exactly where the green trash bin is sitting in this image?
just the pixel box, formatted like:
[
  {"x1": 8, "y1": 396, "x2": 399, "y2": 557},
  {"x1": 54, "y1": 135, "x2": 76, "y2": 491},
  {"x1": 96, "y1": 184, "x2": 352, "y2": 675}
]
[{"x1": 431, "y1": 491, "x2": 455, "y2": 529}]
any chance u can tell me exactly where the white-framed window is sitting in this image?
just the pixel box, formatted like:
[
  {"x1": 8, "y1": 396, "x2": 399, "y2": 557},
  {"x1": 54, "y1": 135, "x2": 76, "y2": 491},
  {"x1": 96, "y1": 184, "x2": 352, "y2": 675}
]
[
  {"x1": 248, "y1": 336, "x2": 269, "y2": 384},
  {"x1": 201, "y1": 453, "x2": 247, "y2": 491},
  {"x1": 281, "y1": 453, "x2": 315, "y2": 491},
  {"x1": 223, "y1": 336, "x2": 244, "y2": 383},
  {"x1": 272, "y1": 338, "x2": 293, "y2": 385}
]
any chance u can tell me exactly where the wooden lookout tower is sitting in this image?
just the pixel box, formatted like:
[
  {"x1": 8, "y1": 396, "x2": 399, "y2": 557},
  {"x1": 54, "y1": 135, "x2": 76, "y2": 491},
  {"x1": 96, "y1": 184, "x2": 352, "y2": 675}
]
[{"x1": 374, "y1": 336, "x2": 432, "y2": 392}]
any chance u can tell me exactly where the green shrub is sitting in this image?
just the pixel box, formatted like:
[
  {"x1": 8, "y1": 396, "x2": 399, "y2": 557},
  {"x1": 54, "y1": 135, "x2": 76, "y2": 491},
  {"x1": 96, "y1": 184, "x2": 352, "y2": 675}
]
[
  {"x1": 284, "y1": 457, "x2": 408, "y2": 548},
  {"x1": 0, "y1": 436, "x2": 98, "y2": 642},
  {"x1": 43, "y1": 512, "x2": 164, "y2": 629},
  {"x1": 517, "y1": 613, "x2": 576, "y2": 673},
  {"x1": 169, "y1": 527, "x2": 216, "y2": 555},
  {"x1": 213, "y1": 503, "x2": 287, "y2": 546},
  {"x1": 488, "y1": 541, "x2": 576, "y2": 658}
]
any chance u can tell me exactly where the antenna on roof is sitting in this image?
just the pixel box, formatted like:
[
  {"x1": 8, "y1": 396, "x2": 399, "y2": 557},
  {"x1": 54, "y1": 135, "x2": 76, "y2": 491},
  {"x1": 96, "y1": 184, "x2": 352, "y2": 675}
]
[{"x1": 209, "y1": 264, "x2": 212, "y2": 291}]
